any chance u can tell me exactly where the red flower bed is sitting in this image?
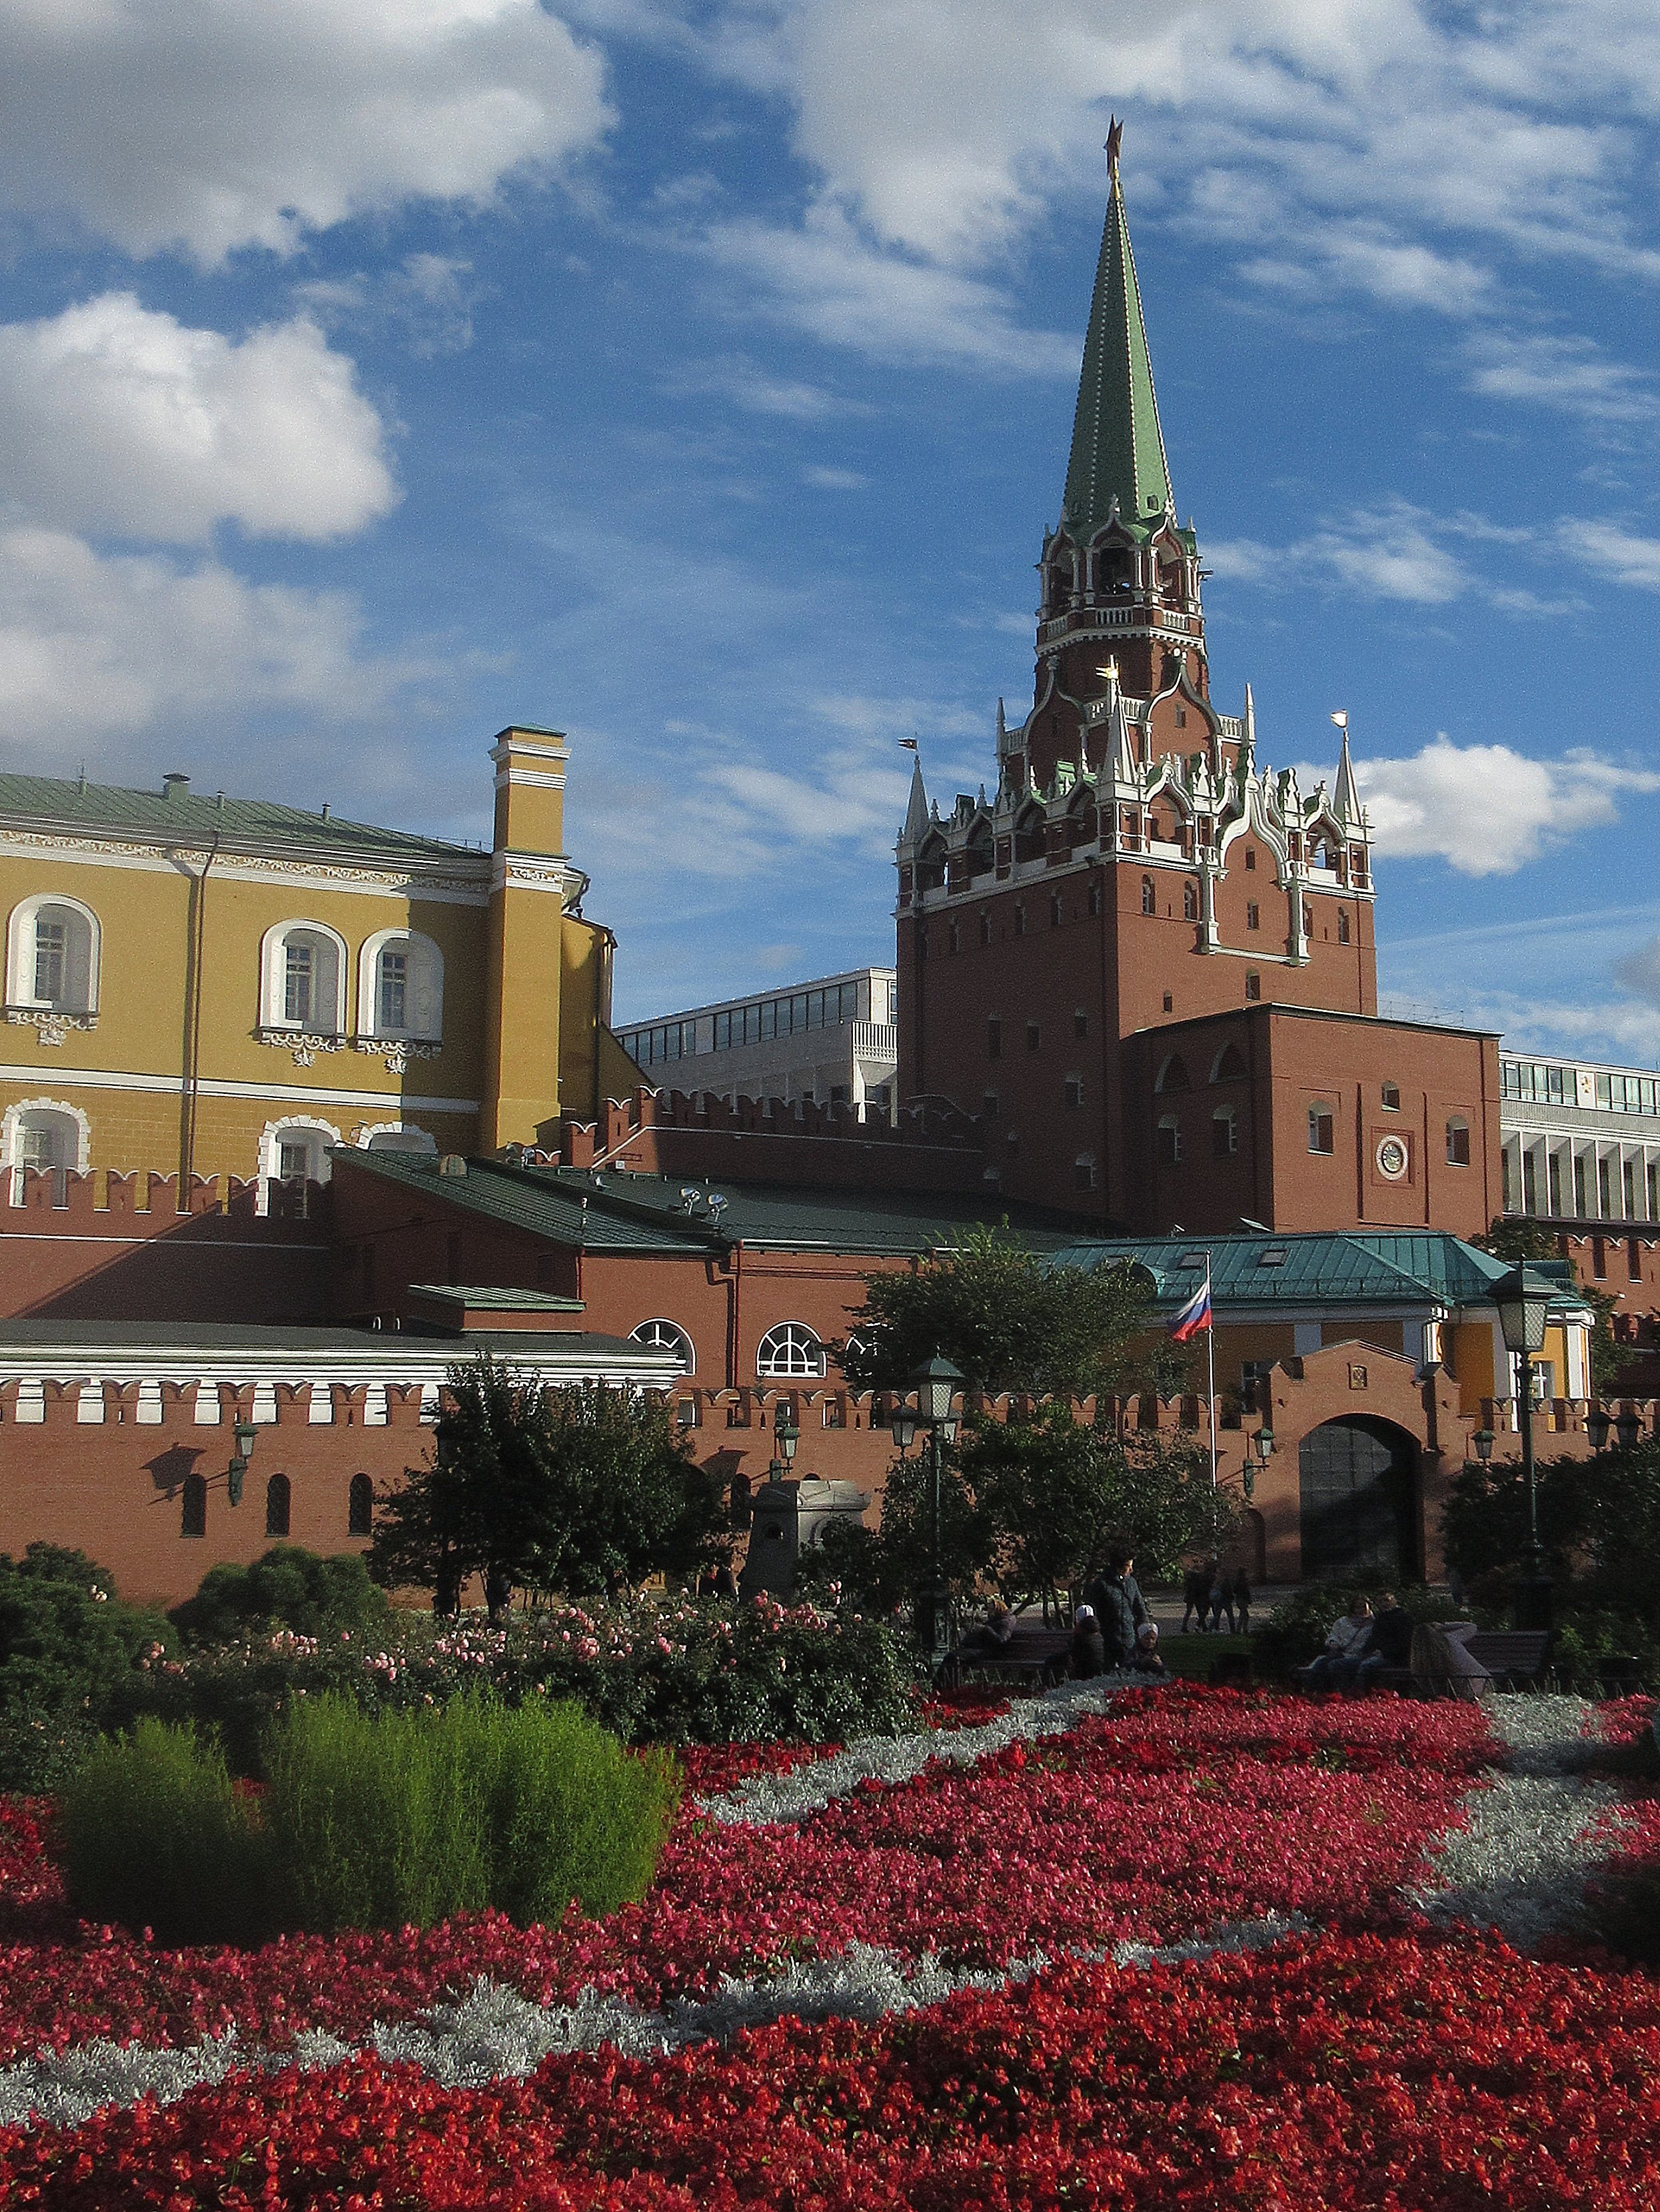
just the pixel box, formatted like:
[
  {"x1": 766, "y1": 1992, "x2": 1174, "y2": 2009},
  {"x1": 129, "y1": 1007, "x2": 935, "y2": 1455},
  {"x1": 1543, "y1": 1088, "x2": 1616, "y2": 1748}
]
[
  {"x1": 7, "y1": 1928, "x2": 1660, "y2": 2208},
  {"x1": 0, "y1": 1690, "x2": 1495, "y2": 2065}
]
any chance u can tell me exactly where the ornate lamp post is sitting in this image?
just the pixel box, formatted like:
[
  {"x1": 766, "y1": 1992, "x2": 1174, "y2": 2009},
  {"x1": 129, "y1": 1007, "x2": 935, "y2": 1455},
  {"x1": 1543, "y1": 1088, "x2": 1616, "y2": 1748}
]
[
  {"x1": 226, "y1": 1416, "x2": 259, "y2": 1507},
  {"x1": 1244, "y1": 1420, "x2": 1273, "y2": 1502},
  {"x1": 769, "y1": 1406, "x2": 800, "y2": 1480},
  {"x1": 1586, "y1": 1404, "x2": 1611, "y2": 1454},
  {"x1": 1489, "y1": 1264, "x2": 1555, "y2": 1632},
  {"x1": 1471, "y1": 1426, "x2": 1495, "y2": 1466},
  {"x1": 891, "y1": 1352, "x2": 962, "y2": 1669}
]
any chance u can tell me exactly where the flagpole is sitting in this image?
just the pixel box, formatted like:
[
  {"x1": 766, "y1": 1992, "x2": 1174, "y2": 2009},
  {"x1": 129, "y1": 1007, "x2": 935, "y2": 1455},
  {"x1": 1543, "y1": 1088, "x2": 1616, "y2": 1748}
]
[{"x1": 1206, "y1": 1251, "x2": 1217, "y2": 1492}]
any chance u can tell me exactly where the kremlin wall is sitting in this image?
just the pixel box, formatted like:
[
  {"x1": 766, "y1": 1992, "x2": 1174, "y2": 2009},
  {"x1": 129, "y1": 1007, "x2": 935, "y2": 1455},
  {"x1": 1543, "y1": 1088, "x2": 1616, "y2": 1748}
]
[{"x1": 0, "y1": 150, "x2": 1657, "y2": 1606}]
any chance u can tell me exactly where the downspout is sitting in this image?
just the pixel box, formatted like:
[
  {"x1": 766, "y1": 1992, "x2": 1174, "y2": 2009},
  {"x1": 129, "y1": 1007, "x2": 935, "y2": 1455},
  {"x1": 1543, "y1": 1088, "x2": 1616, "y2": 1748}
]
[
  {"x1": 179, "y1": 833, "x2": 219, "y2": 1189},
  {"x1": 725, "y1": 1239, "x2": 743, "y2": 1390}
]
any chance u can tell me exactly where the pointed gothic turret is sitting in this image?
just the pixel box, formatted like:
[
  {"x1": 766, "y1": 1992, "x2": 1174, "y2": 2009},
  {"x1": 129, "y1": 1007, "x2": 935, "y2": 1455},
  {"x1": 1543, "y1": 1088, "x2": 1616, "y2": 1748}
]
[
  {"x1": 1334, "y1": 722, "x2": 1363, "y2": 825},
  {"x1": 901, "y1": 754, "x2": 930, "y2": 843},
  {"x1": 1062, "y1": 127, "x2": 1174, "y2": 543}
]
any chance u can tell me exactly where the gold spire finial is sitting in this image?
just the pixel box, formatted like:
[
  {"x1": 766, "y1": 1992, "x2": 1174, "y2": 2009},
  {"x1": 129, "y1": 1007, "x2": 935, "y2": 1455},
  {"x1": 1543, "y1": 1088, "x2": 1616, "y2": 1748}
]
[{"x1": 1105, "y1": 117, "x2": 1123, "y2": 175}]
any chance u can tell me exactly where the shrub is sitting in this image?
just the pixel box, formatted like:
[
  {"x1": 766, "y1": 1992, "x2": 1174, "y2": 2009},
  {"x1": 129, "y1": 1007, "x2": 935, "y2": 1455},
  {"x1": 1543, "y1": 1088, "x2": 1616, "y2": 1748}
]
[
  {"x1": 170, "y1": 1546, "x2": 389, "y2": 1646},
  {"x1": 0, "y1": 1546, "x2": 173, "y2": 1792},
  {"x1": 59, "y1": 1695, "x2": 678, "y2": 1943},
  {"x1": 57, "y1": 1718, "x2": 266, "y2": 1945}
]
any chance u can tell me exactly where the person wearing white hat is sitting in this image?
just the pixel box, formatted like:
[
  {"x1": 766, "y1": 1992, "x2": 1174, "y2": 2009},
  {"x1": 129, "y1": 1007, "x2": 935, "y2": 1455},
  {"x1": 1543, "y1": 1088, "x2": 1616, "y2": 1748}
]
[{"x1": 1070, "y1": 1603, "x2": 1106, "y2": 1680}]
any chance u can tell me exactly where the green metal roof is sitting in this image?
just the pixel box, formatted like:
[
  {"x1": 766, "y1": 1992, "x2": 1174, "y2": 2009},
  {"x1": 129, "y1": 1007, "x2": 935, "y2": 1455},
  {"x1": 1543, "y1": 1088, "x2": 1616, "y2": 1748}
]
[
  {"x1": 1061, "y1": 163, "x2": 1174, "y2": 544},
  {"x1": 407, "y1": 1285, "x2": 586, "y2": 1313},
  {"x1": 0, "y1": 1321, "x2": 654, "y2": 1359},
  {"x1": 1044, "y1": 1230, "x2": 1547, "y2": 1313},
  {"x1": 0, "y1": 771, "x2": 476, "y2": 867},
  {"x1": 340, "y1": 1151, "x2": 1088, "y2": 1259}
]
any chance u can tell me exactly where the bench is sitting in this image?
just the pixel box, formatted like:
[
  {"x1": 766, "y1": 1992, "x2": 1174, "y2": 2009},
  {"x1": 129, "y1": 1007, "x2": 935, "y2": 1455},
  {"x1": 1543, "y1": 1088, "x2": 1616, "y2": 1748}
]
[
  {"x1": 1460, "y1": 1630, "x2": 1551, "y2": 1689},
  {"x1": 945, "y1": 1627, "x2": 1073, "y2": 1690}
]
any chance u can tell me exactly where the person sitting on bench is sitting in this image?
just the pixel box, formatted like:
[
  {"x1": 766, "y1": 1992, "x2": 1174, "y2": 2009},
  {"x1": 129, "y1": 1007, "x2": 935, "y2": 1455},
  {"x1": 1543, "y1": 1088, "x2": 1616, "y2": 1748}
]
[
  {"x1": 958, "y1": 1602, "x2": 1016, "y2": 1664},
  {"x1": 1353, "y1": 1591, "x2": 1415, "y2": 1688},
  {"x1": 1128, "y1": 1622, "x2": 1169, "y2": 1679},
  {"x1": 1070, "y1": 1603, "x2": 1106, "y2": 1680},
  {"x1": 1305, "y1": 1598, "x2": 1373, "y2": 1690}
]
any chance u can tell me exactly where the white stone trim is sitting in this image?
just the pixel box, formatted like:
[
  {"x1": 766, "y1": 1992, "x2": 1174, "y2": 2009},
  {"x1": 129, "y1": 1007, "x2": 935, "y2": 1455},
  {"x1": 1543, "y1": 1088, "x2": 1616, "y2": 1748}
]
[
  {"x1": 257, "y1": 1115, "x2": 343, "y2": 1189},
  {"x1": 258, "y1": 919, "x2": 349, "y2": 1037},
  {"x1": 0, "y1": 1063, "x2": 478, "y2": 1111},
  {"x1": 356, "y1": 927, "x2": 443, "y2": 1044},
  {"x1": 5, "y1": 891, "x2": 101, "y2": 1015},
  {"x1": 3, "y1": 1095, "x2": 91, "y2": 1175}
]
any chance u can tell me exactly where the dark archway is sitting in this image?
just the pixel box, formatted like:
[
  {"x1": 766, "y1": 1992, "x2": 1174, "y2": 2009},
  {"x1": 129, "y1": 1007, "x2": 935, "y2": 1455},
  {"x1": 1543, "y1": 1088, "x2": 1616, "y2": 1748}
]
[{"x1": 1298, "y1": 1417, "x2": 1419, "y2": 1582}]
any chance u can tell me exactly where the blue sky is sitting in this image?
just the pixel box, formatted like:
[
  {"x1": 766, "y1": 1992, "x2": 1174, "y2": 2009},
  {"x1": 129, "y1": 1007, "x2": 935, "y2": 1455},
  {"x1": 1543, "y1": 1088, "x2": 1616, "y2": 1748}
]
[{"x1": 2, "y1": 2, "x2": 1660, "y2": 1061}]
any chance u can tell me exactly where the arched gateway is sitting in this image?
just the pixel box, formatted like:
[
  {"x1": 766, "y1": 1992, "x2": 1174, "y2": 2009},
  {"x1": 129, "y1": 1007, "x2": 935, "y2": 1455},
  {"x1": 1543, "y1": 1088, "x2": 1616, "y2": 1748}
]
[{"x1": 1297, "y1": 1417, "x2": 1419, "y2": 1582}]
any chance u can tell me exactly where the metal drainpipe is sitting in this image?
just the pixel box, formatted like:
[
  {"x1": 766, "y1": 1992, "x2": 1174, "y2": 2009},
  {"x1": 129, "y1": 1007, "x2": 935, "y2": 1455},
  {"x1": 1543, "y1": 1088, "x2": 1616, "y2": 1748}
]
[{"x1": 179, "y1": 834, "x2": 219, "y2": 1189}]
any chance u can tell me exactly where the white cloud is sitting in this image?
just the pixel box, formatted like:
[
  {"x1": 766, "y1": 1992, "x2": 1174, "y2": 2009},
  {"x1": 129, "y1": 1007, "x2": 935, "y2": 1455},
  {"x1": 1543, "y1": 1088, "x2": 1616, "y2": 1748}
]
[
  {"x1": 703, "y1": 204, "x2": 1076, "y2": 372},
  {"x1": 0, "y1": 527, "x2": 414, "y2": 758},
  {"x1": 1461, "y1": 332, "x2": 1658, "y2": 422},
  {"x1": 1335, "y1": 736, "x2": 1660, "y2": 875},
  {"x1": 1559, "y1": 518, "x2": 1660, "y2": 590},
  {"x1": 802, "y1": 465, "x2": 865, "y2": 489},
  {"x1": 686, "y1": 0, "x2": 1660, "y2": 387},
  {"x1": 1615, "y1": 934, "x2": 1660, "y2": 1007},
  {"x1": 295, "y1": 255, "x2": 483, "y2": 359},
  {"x1": 0, "y1": 294, "x2": 397, "y2": 544},
  {"x1": 663, "y1": 356, "x2": 856, "y2": 419},
  {"x1": 0, "y1": 0, "x2": 611, "y2": 265}
]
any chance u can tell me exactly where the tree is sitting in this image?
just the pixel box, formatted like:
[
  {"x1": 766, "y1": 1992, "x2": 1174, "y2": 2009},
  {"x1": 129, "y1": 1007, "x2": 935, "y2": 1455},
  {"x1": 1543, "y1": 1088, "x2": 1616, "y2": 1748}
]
[
  {"x1": 171, "y1": 1546, "x2": 389, "y2": 1645},
  {"x1": 1474, "y1": 1216, "x2": 1627, "y2": 1394},
  {"x1": 960, "y1": 1404, "x2": 1238, "y2": 1609},
  {"x1": 369, "y1": 1359, "x2": 729, "y2": 1616},
  {"x1": 836, "y1": 1225, "x2": 1182, "y2": 1399}
]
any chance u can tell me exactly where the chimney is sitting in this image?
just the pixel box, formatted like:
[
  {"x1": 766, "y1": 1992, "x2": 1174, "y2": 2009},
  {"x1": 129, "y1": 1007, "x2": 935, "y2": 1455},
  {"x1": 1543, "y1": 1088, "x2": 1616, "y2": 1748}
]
[{"x1": 163, "y1": 772, "x2": 190, "y2": 802}]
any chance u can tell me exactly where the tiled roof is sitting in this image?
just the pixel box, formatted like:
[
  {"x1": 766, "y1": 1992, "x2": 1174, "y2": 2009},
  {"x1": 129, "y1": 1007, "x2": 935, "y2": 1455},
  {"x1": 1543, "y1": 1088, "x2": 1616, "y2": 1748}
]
[
  {"x1": 1045, "y1": 1230, "x2": 1560, "y2": 1311},
  {"x1": 0, "y1": 772, "x2": 478, "y2": 867},
  {"x1": 340, "y1": 1151, "x2": 1090, "y2": 1258}
]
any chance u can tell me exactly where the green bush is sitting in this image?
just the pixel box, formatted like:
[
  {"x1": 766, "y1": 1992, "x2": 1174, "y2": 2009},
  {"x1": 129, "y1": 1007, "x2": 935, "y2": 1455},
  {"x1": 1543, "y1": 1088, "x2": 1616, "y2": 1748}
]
[
  {"x1": 265, "y1": 1692, "x2": 677, "y2": 1934},
  {"x1": 170, "y1": 1546, "x2": 389, "y2": 1646},
  {"x1": 58, "y1": 1718, "x2": 266, "y2": 1945},
  {"x1": 1251, "y1": 1583, "x2": 1467, "y2": 1676},
  {"x1": 0, "y1": 1546, "x2": 174, "y2": 1791},
  {"x1": 60, "y1": 1694, "x2": 678, "y2": 1942}
]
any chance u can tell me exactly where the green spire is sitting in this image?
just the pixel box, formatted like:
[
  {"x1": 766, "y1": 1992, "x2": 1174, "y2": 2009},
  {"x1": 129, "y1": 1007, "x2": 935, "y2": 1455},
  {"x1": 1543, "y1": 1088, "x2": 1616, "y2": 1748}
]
[{"x1": 1062, "y1": 135, "x2": 1174, "y2": 543}]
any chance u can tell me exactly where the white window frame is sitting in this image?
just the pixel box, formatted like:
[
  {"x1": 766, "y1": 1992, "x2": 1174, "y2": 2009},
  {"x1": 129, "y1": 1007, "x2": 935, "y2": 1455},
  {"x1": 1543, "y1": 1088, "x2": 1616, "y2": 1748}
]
[
  {"x1": 357, "y1": 1122, "x2": 438, "y2": 1155},
  {"x1": 357, "y1": 928, "x2": 444, "y2": 1042},
  {"x1": 6, "y1": 894, "x2": 100, "y2": 1013},
  {"x1": 3, "y1": 1097, "x2": 91, "y2": 1179},
  {"x1": 755, "y1": 1321, "x2": 827, "y2": 1379},
  {"x1": 630, "y1": 1319, "x2": 695, "y2": 1375},
  {"x1": 259, "y1": 1115, "x2": 343, "y2": 1190},
  {"x1": 260, "y1": 919, "x2": 349, "y2": 1035}
]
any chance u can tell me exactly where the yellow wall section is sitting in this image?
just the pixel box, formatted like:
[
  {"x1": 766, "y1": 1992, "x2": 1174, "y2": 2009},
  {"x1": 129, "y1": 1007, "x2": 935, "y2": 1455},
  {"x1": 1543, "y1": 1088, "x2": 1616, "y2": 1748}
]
[{"x1": 2, "y1": 728, "x2": 614, "y2": 1182}]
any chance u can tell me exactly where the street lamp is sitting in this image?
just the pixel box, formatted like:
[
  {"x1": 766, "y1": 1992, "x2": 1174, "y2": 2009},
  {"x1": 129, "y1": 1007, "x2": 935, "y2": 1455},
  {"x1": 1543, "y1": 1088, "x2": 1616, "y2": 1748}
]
[
  {"x1": 892, "y1": 1352, "x2": 962, "y2": 1670},
  {"x1": 769, "y1": 1404, "x2": 799, "y2": 1479},
  {"x1": 1244, "y1": 1420, "x2": 1273, "y2": 1502},
  {"x1": 1471, "y1": 1426, "x2": 1495, "y2": 1465},
  {"x1": 1586, "y1": 1404, "x2": 1611, "y2": 1454},
  {"x1": 1489, "y1": 1263, "x2": 1555, "y2": 1632},
  {"x1": 227, "y1": 1416, "x2": 259, "y2": 1508}
]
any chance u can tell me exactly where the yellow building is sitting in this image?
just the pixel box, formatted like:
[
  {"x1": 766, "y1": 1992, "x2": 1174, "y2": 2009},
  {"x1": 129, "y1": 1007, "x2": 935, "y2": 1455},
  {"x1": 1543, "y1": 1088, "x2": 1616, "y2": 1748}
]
[{"x1": 0, "y1": 728, "x2": 639, "y2": 1189}]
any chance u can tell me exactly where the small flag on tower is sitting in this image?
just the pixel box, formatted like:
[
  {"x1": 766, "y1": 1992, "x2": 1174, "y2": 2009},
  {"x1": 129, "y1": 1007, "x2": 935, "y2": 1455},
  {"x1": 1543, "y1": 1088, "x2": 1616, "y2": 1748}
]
[
  {"x1": 898, "y1": 737, "x2": 919, "y2": 752},
  {"x1": 1167, "y1": 1273, "x2": 1213, "y2": 1343},
  {"x1": 1330, "y1": 710, "x2": 1348, "y2": 732}
]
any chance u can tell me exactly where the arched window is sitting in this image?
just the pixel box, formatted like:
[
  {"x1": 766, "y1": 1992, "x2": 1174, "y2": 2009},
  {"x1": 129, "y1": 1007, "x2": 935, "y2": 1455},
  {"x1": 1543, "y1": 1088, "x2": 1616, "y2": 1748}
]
[
  {"x1": 265, "y1": 1472, "x2": 291, "y2": 1538},
  {"x1": 358, "y1": 930, "x2": 444, "y2": 1041},
  {"x1": 1183, "y1": 881, "x2": 1199, "y2": 921},
  {"x1": 181, "y1": 1473, "x2": 207, "y2": 1538},
  {"x1": 756, "y1": 1323, "x2": 826, "y2": 1379},
  {"x1": 261, "y1": 921, "x2": 347, "y2": 1035},
  {"x1": 1157, "y1": 1115, "x2": 1182, "y2": 1166},
  {"x1": 630, "y1": 1319, "x2": 695, "y2": 1374},
  {"x1": 7, "y1": 895, "x2": 99, "y2": 1013},
  {"x1": 1141, "y1": 875, "x2": 1156, "y2": 915},
  {"x1": 1446, "y1": 1115, "x2": 1471, "y2": 1167},
  {"x1": 1308, "y1": 1101, "x2": 1335, "y2": 1156},
  {"x1": 1210, "y1": 1043, "x2": 1247, "y2": 1083},
  {"x1": 349, "y1": 1473, "x2": 375, "y2": 1537},
  {"x1": 261, "y1": 1117, "x2": 341, "y2": 1185},
  {"x1": 1381, "y1": 1081, "x2": 1401, "y2": 1111},
  {"x1": 1156, "y1": 1055, "x2": 1190, "y2": 1093},
  {"x1": 1337, "y1": 909, "x2": 1351, "y2": 945},
  {"x1": 1213, "y1": 1107, "x2": 1238, "y2": 1157},
  {"x1": 4, "y1": 1099, "x2": 87, "y2": 1175},
  {"x1": 362, "y1": 1125, "x2": 437, "y2": 1155}
]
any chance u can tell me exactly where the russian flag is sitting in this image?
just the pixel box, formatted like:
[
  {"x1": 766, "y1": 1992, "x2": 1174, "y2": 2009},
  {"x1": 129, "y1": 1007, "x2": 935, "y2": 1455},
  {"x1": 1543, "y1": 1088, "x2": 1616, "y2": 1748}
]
[{"x1": 1168, "y1": 1276, "x2": 1212, "y2": 1342}]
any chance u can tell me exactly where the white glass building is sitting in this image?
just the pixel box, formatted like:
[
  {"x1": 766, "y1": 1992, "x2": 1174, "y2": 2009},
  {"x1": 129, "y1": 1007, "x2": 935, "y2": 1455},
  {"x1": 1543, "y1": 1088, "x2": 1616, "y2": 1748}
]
[
  {"x1": 1501, "y1": 1053, "x2": 1660, "y2": 1225},
  {"x1": 616, "y1": 967, "x2": 898, "y2": 1122}
]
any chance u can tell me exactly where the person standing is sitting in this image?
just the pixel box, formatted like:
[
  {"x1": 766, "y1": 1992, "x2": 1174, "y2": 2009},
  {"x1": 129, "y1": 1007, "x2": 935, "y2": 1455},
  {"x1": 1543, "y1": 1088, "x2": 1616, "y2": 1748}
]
[
  {"x1": 1232, "y1": 1569, "x2": 1252, "y2": 1636},
  {"x1": 1208, "y1": 1560, "x2": 1233, "y2": 1635},
  {"x1": 1181, "y1": 1562, "x2": 1208, "y2": 1634},
  {"x1": 1084, "y1": 1550, "x2": 1150, "y2": 1668}
]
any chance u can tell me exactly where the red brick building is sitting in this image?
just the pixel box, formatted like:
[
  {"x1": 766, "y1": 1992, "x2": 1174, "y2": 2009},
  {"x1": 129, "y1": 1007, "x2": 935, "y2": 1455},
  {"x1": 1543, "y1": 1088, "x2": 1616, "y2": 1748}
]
[{"x1": 895, "y1": 147, "x2": 1500, "y2": 1236}]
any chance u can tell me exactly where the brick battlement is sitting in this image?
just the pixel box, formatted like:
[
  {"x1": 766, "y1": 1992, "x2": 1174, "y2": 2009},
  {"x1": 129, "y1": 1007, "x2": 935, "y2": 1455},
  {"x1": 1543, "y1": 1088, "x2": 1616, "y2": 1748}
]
[
  {"x1": 534, "y1": 1085, "x2": 990, "y2": 1194},
  {"x1": 5, "y1": 1166, "x2": 329, "y2": 1227}
]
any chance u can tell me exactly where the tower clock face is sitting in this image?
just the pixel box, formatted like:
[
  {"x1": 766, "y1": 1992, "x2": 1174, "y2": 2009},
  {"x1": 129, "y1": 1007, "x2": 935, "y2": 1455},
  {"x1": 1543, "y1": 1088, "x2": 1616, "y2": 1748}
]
[{"x1": 1375, "y1": 1135, "x2": 1409, "y2": 1181}]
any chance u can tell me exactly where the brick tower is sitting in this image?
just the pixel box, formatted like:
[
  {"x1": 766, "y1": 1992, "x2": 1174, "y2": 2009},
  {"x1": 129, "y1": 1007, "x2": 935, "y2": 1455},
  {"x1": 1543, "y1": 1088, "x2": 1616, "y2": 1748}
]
[{"x1": 896, "y1": 134, "x2": 1501, "y2": 1239}]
